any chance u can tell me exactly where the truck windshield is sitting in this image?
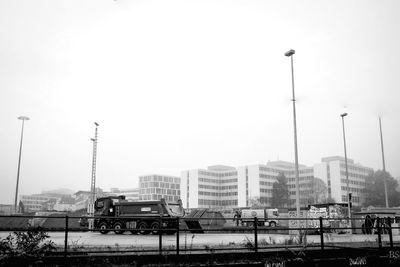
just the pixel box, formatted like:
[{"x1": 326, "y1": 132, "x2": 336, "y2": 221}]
[
  {"x1": 167, "y1": 203, "x2": 184, "y2": 217},
  {"x1": 96, "y1": 200, "x2": 104, "y2": 209}
]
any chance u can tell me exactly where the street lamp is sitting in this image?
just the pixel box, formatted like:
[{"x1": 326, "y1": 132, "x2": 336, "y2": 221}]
[
  {"x1": 379, "y1": 117, "x2": 389, "y2": 208},
  {"x1": 340, "y1": 113, "x2": 352, "y2": 220},
  {"x1": 285, "y1": 49, "x2": 300, "y2": 217},
  {"x1": 14, "y1": 116, "x2": 30, "y2": 213}
]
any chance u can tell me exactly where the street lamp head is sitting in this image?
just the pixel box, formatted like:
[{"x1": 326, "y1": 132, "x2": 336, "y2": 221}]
[
  {"x1": 340, "y1": 113, "x2": 348, "y2": 117},
  {"x1": 284, "y1": 49, "x2": 295, "y2": 57},
  {"x1": 94, "y1": 122, "x2": 99, "y2": 126},
  {"x1": 90, "y1": 138, "x2": 95, "y2": 142},
  {"x1": 18, "y1": 116, "x2": 30, "y2": 121}
]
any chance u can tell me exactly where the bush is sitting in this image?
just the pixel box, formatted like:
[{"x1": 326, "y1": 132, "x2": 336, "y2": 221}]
[{"x1": 0, "y1": 229, "x2": 56, "y2": 265}]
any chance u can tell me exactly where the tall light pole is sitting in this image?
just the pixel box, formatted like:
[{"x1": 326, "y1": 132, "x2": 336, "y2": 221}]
[
  {"x1": 285, "y1": 49, "x2": 300, "y2": 217},
  {"x1": 379, "y1": 117, "x2": 389, "y2": 208},
  {"x1": 88, "y1": 122, "x2": 99, "y2": 230},
  {"x1": 14, "y1": 116, "x2": 30, "y2": 213},
  {"x1": 340, "y1": 113, "x2": 351, "y2": 220}
]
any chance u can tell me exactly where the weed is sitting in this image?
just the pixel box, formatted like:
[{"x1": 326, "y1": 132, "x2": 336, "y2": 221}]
[
  {"x1": 68, "y1": 238, "x2": 85, "y2": 252},
  {"x1": 0, "y1": 229, "x2": 56, "y2": 264},
  {"x1": 242, "y1": 236, "x2": 254, "y2": 250}
]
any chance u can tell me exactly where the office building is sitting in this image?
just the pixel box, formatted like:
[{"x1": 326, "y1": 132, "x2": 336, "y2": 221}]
[
  {"x1": 139, "y1": 174, "x2": 181, "y2": 202},
  {"x1": 181, "y1": 156, "x2": 373, "y2": 209},
  {"x1": 313, "y1": 156, "x2": 373, "y2": 206}
]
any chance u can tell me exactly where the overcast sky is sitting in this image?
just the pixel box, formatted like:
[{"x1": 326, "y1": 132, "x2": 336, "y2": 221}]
[{"x1": 1, "y1": 0, "x2": 399, "y2": 204}]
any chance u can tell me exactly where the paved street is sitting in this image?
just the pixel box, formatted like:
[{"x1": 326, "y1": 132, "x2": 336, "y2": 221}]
[{"x1": 2, "y1": 231, "x2": 398, "y2": 251}]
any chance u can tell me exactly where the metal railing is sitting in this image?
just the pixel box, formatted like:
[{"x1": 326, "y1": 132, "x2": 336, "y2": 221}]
[{"x1": 0, "y1": 214, "x2": 398, "y2": 256}]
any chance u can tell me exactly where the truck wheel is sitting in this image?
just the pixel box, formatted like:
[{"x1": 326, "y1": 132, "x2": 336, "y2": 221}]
[
  {"x1": 150, "y1": 222, "x2": 160, "y2": 235},
  {"x1": 269, "y1": 221, "x2": 277, "y2": 227},
  {"x1": 137, "y1": 221, "x2": 149, "y2": 235},
  {"x1": 99, "y1": 222, "x2": 109, "y2": 234},
  {"x1": 113, "y1": 222, "x2": 124, "y2": 234}
]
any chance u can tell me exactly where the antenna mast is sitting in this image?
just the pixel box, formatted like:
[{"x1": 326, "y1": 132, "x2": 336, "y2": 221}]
[{"x1": 88, "y1": 122, "x2": 99, "y2": 230}]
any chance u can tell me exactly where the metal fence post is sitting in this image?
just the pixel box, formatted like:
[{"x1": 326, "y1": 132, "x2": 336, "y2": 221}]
[
  {"x1": 176, "y1": 217, "x2": 180, "y2": 255},
  {"x1": 159, "y1": 215, "x2": 162, "y2": 255},
  {"x1": 387, "y1": 217, "x2": 393, "y2": 248},
  {"x1": 64, "y1": 215, "x2": 69, "y2": 257},
  {"x1": 377, "y1": 217, "x2": 382, "y2": 249},
  {"x1": 254, "y1": 217, "x2": 258, "y2": 253},
  {"x1": 319, "y1": 217, "x2": 324, "y2": 250}
]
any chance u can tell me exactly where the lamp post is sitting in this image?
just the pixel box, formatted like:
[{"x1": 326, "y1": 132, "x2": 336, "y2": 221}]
[
  {"x1": 14, "y1": 116, "x2": 30, "y2": 213},
  {"x1": 379, "y1": 117, "x2": 389, "y2": 208},
  {"x1": 340, "y1": 113, "x2": 351, "y2": 220},
  {"x1": 285, "y1": 49, "x2": 300, "y2": 217}
]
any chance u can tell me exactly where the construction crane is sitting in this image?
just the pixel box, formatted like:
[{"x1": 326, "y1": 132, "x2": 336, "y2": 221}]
[{"x1": 88, "y1": 122, "x2": 99, "y2": 230}]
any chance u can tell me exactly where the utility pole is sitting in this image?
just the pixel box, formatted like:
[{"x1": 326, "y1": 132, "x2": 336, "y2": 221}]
[{"x1": 88, "y1": 122, "x2": 99, "y2": 230}]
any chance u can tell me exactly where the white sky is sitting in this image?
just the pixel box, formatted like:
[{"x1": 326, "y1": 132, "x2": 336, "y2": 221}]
[{"x1": 1, "y1": 0, "x2": 399, "y2": 204}]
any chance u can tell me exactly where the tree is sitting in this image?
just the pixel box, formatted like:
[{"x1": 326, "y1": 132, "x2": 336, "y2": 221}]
[
  {"x1": 271, "y1": 173, "x2": 289, "y2": 208},
  {"x1": 248, "y1": 197, "x2": 264, "y2": 208},
  {"x1": 308, "y1": 177, "x2": 328, "y2": 204},
  {"x1": 364, "y1": 170, "x2": 400, "y2": 207}
]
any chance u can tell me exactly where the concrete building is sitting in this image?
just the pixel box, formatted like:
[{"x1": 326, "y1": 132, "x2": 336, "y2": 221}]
[
  {"x1": 181, "y1": 165, "x2": 238, "y2": 209},
  {"x1": 181, "y1": 157, "x2": 373, "y2": 209},
  {"x1": 236, "y1": 161, "x2": 315, "y2": 208},
  {"x1": 20, "y1": 194, "x2": 60, "y2": 212},
  {"x1": 313, "y1": 156, "x2": 373, "y2": 207},
  {"x1": 139, "y1": 174, "x2": 181, "y2": 202},
  {"x1": 108, "y1": 188, "x2": 140, "y2": 200}
]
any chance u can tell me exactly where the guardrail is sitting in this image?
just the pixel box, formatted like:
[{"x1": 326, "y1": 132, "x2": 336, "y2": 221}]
[{"x1": 0, "y1": 214, "x2": 398, "y2": 257}]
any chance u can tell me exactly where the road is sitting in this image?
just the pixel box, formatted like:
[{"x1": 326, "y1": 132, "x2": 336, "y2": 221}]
[{"x1": 1, "y1": 231, "x2": 397, "y2": 251}]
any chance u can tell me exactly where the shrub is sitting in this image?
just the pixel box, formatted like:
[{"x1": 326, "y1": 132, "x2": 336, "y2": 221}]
[{"x1": 0, "y1": 229, "x2": 56, "y2": 264}]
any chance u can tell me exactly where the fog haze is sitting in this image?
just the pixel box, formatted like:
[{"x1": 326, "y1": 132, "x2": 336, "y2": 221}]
[{"x1": 1, "y1": 0, "x2": 399, "y2": 204}]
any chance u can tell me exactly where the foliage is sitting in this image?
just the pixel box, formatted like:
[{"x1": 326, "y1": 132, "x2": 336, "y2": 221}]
[
  {"x1": 306, "y1": 177, "x2": 328, "y2": 204},
  {"x1": 248, "y1": 197, "x2": 264, "y2": 208},
  {"x1": 0, "y1": 229, "x2": 56, "y2": 262},
  {"x1": 271, "y1": 172, "x2": 289, "y2": 208},
  {"x1": 364, "y1": 170, "x2": 400, "y2": 207}
]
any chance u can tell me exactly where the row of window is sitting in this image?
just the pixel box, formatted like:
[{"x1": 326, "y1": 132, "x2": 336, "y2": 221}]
[
  {"x1": 198, "y1": 199, "x2": 238, "y2": 206},
  {"x1": 198, "y1": 177, "x2": 238, "y2": 184},
  {"x1": 260, "y1": 181, "x2": 274, "y2": 186},
  {"x1": 199, "y1": 184, "x2": 237, "y2": 190},
  {"x1": 339, "y1": 164, "x2": 373, "y2": 174},
  {"x1": 340, "y1": 179, "x2": 366, "y2": 187},
  {"x1": 341, "y1": 186, "x2": 365, "y2": 194},
  {"x1": 339, "y1": 171, "x2": 369, "y2": 179},
  {"x1": 259, "y1": 174, "x2": 278, "y2": 180},
  {"x1": 140, "y1": 194, "x2": 180, "y2": 201},
  {"x1": 140, "y1": 176, "x2": 180, "y2": 184},
  {"x1": 140, "y1": 188, "x2": 180, "y2": 196},
  {"x1": 140, "y1": 182, "x2": 180, "y2": 189},
  {"x1": 198, "y1": 191, "x2": 238, "y2": 196},
  {"x1": 198, "y1": 170, "x2": 237, "y2": 177},
  {"x1": 341, "y1": 195, "x2": 360, "y2": 203}
]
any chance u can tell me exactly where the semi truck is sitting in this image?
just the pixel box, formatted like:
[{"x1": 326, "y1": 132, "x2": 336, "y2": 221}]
[
  {"x1": 93, "y1": 195, "x2": 185, "y2": 235},
  {"x1": 240, "y1": 208, "x2": 279, "y2": 227}
]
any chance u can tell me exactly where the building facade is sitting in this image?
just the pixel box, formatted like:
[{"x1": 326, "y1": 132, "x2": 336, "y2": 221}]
[
  {"x1": 313, "y1": 156, "x2": 373, "y2": 207},
  {"x1": 181, "y1": 157, "x2": 373, "y2": 209},
  {"x1": 20, "y1": 194, "x2": 60, "y2": 212},
  {"x1": 139, "y1": 174, "x2": 181, "y2": 202},
  {"x1": 181, "y1": 165, "x2": 238, "y2": 209}
]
